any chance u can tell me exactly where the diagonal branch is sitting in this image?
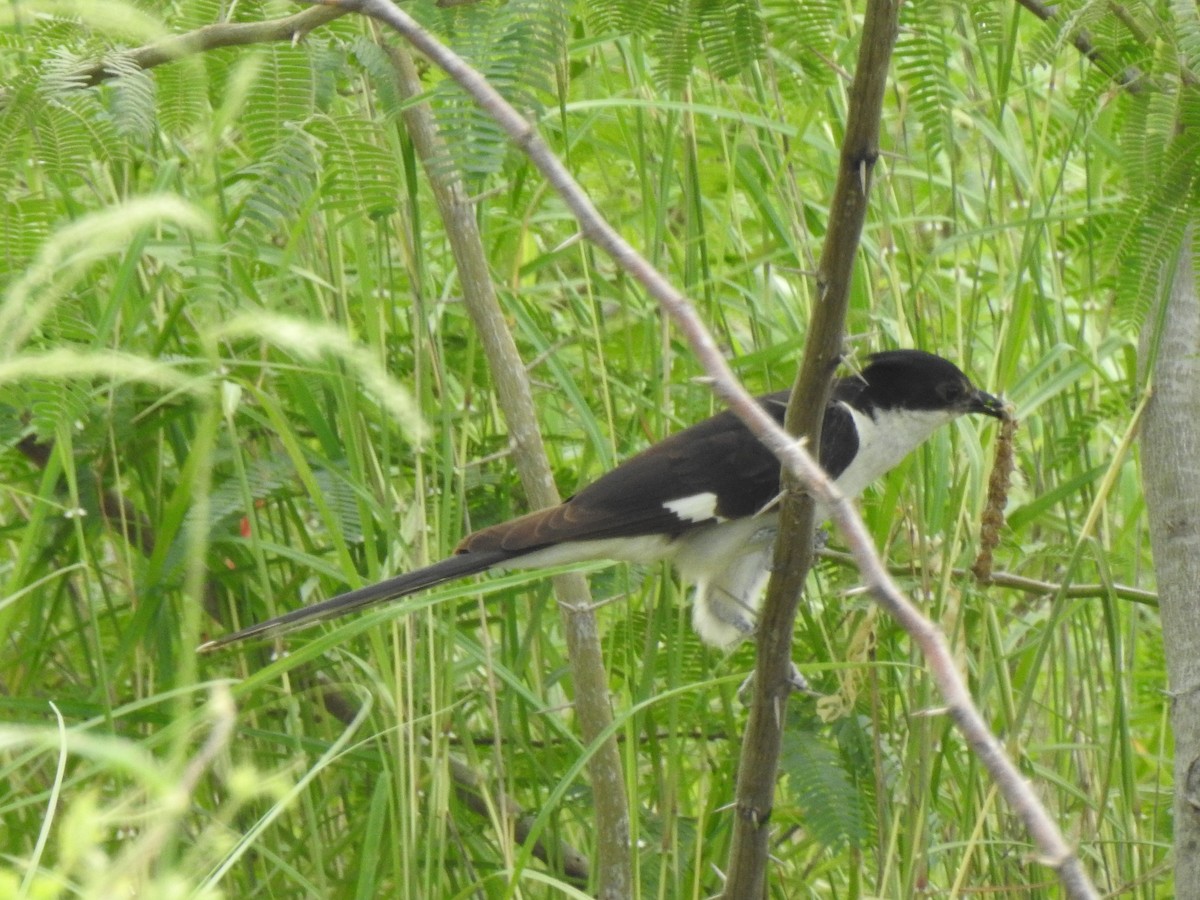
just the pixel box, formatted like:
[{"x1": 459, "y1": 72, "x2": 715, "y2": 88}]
[
  {"x1": 77, "y1": 6, "x2": 346, "y2": 87},
  {"x1": 1012, "y1": 0, "x2": 1158, "y2": 91}
]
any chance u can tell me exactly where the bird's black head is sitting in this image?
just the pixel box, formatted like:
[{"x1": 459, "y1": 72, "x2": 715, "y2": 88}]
[{"x1": 853, "y1": 349, "x2": 1007, "y2": 420}]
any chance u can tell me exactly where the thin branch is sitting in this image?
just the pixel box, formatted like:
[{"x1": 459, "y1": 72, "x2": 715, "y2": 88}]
[
  {"x1": 78, "y1": 6, "x2": 346, "y2": 86},
  {"x1": 0, "y1": 6, "x2": 345, "y2": 111},
  {"x1": 336, "y1": 0, "x2": 1100, "y2": 895},
  {"x1": 819, "y1": 550, "x2": 1158, "y2": 606},
  {"x1": 1012, "y1": 0, "x2": 1152, "y2": 91}
]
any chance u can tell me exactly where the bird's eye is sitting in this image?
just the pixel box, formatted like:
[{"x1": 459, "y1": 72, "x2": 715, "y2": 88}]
[{"x1": 939, "y1": 381, "x2": 966, "y2": 402}]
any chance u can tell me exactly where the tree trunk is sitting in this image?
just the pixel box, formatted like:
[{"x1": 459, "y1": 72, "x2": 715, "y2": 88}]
[{"x1": 1139, "y1": 231, "x2": 1200, "y2": 896}]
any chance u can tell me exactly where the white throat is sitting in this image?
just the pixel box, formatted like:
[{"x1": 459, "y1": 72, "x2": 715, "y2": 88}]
[{"x1": 833, "y1": 403, "x2": 960, "y2": 499}]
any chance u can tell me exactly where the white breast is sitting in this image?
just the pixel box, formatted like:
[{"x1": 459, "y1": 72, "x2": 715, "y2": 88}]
[{"x1": 833, "y1": 403, "x2": 959, "y2": 498}]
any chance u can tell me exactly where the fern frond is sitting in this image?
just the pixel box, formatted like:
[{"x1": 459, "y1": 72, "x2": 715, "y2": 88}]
[
  {"x1": 1118, "y1": 92, "x2": 1157, "y2": 194},
  {"x1": 106, "y1": 64, "x2": 158, "y2": 143},
  {"x1": 594, "y1": 0, "x2": 767, "y2": 90},
  {"x1": 587, "y1": 0, "x2": 677, "y2": 35},
  {"x1": 698, "y1": 0, "x2": 765, "y2": 81},
  {"x1": 1050, "y1": 394, "x2": 1130, "y2": 465},
  {"x1": 177, "y1": 242, "x2": 239, "y2": 312},
  {"x1": 242, "y1": 44, "x2": 319, "y2": 157},
  {"x1": 155, "y1": 54, "x2": 208, "y2": 138},
  {"x1": 309, "y1": 114, "x2": 398, "y2": 221},
  {"x1": 24, "y1": 377, "x2": 92, "y2": 442},
  {"x1": 1172, "y1": 0, "x2": 1200, "y2": 78},
  {"x1": 426, "y1": 0, "x2": 569, "y2": 183},
  {"x1": 233, "y1": 130, "x2": 322, "y2": 256},
  {"x1": 39, "y1": 46, "x2": 95, "y2": 95},
  {"x1": 202, "y1": 456, "x2": 295, "y2": 528},
  {"x1": 772, "y1": 0, "x2": 840, "y2": 85},
  {"x1": 0, "y1": 199, "x2": 54, "y2": 273},
  {"x1": 33, "y1": 96, "x2": 118, "y2": 183},
  {"x1": 780, "y1": 720, "x2": 868, "y2": 850},
  {"x1": 350, "y1": 37, "x2": 409, "y2": 122},
  {"x1": 968, "y1": 1, "x2": 1004, "y2": 54},
  {"x1": 1104, "y1": 40, "x2": 1200, "y2": 327},
  {"x1": 0, "y1": 82, "x2": 39, "y2": 194},
  {"x1": 654, "y1": 0, "x2": 700, "y2": 94},
  {"x1": 1109, "y1": 176, "x2": 1197, "y2": 327},
  {"x1": 896, "y1": 2, "x2": 953, "y2": 160},
  {"x1": 311, "y1": 464, "x2": 367, "y2": 543},
  {"x1": 175, "y1": 0, "x2": 224, "y2": 31}
]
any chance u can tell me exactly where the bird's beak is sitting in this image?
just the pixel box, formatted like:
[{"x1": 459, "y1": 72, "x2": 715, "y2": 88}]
[{"x1": 972, "y1": 389, "x2": 1009, "y2": 420}]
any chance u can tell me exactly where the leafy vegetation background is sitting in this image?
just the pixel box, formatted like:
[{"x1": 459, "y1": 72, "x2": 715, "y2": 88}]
[{"x1": 0, "y1": 0, "x2": 1174, "y2": 896}]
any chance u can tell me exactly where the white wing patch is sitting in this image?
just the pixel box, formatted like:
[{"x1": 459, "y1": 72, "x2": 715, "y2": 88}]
[{"x1": 664, "y1": 491, "x2": 722, "y2": 524}]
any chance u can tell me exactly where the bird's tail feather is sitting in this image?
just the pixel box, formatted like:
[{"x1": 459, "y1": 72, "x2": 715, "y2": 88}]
[{"x1": 198, "y1": 550, "x2": 510, "y2": 651}]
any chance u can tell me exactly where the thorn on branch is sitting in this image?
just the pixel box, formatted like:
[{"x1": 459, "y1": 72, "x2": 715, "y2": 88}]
[{"x1": 737, "y1": 802, "x2": 771, "y2": 827}]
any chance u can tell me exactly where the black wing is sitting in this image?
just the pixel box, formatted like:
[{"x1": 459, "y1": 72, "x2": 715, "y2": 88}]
[
  {"x1": 461, "y1": 386, "x2": 858, "y2": 555},
  {"x1": 819, "y1": 377, "x2": 863, "y2": 482}
]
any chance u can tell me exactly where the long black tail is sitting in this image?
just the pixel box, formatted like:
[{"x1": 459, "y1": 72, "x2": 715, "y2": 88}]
[{"x1": 198, "y1": 549, "x2": 511, "y2": 651}]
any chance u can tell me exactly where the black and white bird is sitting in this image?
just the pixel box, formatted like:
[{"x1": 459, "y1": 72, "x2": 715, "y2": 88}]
[{"x1": 201, "y1": 350, "x2": 1005, "y2": 652}]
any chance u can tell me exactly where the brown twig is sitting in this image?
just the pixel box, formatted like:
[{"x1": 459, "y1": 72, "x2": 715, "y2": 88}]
[
  {"x1": 76, "y1": 6, "x2": 346, "y2": 87},
  {"x1": 819, "y1": 550, "x2": 1158, "y2": 607},
  {"x1": 1012, "y1": 0, "x2": 1153, "y2": 91}
]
